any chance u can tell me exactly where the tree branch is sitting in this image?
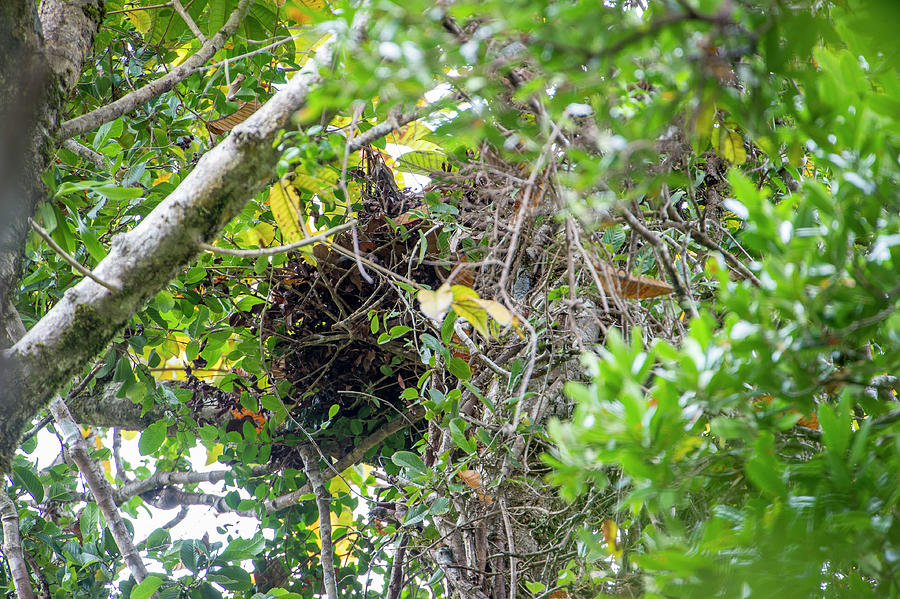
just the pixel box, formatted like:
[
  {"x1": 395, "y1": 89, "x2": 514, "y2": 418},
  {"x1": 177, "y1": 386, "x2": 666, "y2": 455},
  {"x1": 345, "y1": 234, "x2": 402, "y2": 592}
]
[
  {"x1": 300, "y1": 445, "x2": 338, "y2": 599},
  {"x1": 262, "y1": 412, "x2": 421, "y2": 513},
  {"x1": 49, "y1": 396, "x2": 151, "y2": 583},
  {"x1": 61, "y1": 139, "x2": 107, "y2": 170},
  {"x1": 171, "y1": 0, "x2": 207, "y2": 44},
  {"x1": 0, "y1": 489, "x2": 35, "y2": 599},
  {"x1": 58, "y1": 0, "x2": 253, "y2": 140}
]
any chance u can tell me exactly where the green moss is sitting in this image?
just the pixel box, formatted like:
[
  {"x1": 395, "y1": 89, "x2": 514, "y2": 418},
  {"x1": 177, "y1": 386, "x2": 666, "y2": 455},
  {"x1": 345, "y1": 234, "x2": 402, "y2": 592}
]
[{"x1": 81, "y1": 1, "x2": 104, "y2": 23}]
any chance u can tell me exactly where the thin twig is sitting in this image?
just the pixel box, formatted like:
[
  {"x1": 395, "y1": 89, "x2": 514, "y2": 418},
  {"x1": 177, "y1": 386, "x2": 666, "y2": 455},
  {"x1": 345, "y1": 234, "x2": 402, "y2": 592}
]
[
  {"x1": 106, "y1": 2, "x2": 173, "y2": 15},
  {"x1": 619, "y1": 209, "x2": 699, "y2": 319},
  {"x1": 28, "y1": 218, "x2": 120, "y2": 291},
  {"x1": 341, "y1": 102, "x2": 374, "y2": 284},
  {"x1": 199, "y1": 220, "x2": 356, "y2": 257},
  {"x1": 322, "y1": 241, "x2": 421, "y2": 289},
  {"x1": 500, "y1": 498, "x2": 517, "y2": 599}
]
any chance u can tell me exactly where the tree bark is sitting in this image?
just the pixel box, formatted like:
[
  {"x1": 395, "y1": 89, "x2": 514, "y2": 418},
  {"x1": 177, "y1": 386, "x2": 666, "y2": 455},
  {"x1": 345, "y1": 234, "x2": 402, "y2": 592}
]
[{"x1": 0, "y1": 0, "x2": 102, "y2": 470}]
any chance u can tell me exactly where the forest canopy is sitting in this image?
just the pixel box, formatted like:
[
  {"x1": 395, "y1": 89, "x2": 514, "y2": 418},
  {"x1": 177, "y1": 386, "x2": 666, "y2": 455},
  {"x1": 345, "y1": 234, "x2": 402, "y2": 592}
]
[{"x1": 1, "y1": 0, "x2": 899, "y2": 598}]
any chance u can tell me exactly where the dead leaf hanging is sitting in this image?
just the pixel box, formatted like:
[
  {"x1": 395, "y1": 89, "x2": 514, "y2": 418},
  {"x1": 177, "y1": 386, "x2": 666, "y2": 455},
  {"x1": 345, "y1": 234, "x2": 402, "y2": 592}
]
[
  {"x1": 206, "y1": 99, "x2": 263, "y2": 137},
  {"x1": 593, "y1": 259, "x2": 675, "y2": 299}
]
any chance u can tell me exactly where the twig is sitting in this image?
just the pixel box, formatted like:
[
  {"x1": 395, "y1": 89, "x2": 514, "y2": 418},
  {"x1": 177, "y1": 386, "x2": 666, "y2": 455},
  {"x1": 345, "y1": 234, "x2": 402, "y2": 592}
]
[
  {"x1": 322, "y1": 241, "x2": 421, "y2": 289},
  {"x1": 500, "y1": 498, "x2": 517, "y2": 599},
  {"x1": 199, "y1": 220, "x2": 356, "y2": 257},
  {"x1": 262, "y1": 412, "x2": 423, "y2": 513},
  {"x1": 341, "y1": 103, "x2": 374, "y2": 284},
  {"x1": 29, "y1": 218, "x2": 120, "y2": 292},
  {"x1": 453, "y1": 321, "x2": 511, "y2": 378},
  {"x1": 106, "y1": 2, "x2": 172, "y2": 15},
  {"x1": 112, "y1": 428, "x2": 127, "y2": 482},
  {"x1": 0, "y1": 489, "x2": 35, "y2": 599},
  {"x1": 300, "y1": 445, "x2": 338, "y2": 599},
  {"x1": 619, "y1": 209, "x2": 699, "y2": 319},
  {"x1": 171, "y1": 0, "x2": 207, "y2": 43}
]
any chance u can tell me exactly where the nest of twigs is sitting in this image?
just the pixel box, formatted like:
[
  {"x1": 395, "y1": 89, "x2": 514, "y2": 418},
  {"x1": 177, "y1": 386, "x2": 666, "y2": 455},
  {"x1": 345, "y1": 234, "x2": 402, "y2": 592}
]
[{"x1": 255, "y1": 151, "x2": 445, "y2": 437}]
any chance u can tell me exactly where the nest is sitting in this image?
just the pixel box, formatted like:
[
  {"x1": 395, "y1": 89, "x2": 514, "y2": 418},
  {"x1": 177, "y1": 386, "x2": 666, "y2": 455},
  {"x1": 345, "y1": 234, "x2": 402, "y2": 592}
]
[{"x1": 255, "y1": 150, "x2": 445, "y2": 437}]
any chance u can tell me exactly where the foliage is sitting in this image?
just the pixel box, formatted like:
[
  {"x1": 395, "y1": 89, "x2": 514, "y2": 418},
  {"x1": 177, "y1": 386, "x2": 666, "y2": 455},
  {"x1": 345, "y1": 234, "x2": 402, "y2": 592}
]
[{"x1": 2, "y1": 0, "x2": 899, "y2": 598}]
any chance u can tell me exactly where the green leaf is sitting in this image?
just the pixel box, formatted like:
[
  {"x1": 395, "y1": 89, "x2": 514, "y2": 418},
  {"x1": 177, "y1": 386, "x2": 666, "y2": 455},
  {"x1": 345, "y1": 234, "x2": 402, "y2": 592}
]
[
  {"x1": 12, "y1": 465, "x2": 44, "y2": 504},
  {"x1": 180, "y1": 539, "x2": 200, "y2": 573},
  {"x1": 391, "y1": 451, "x2": 426, "y2": 476},
  {"x1": 139, "y1": 420, "x2": 167, "y2": 456},
  {"x1": 447, "y1": 357, "x2": 472, "y2": 381},
  {"x1": 95, "y1": 186, "x2": 143, "y2": 201},
  {"x1": 207, "y1": 565, "x2": 252, "y2": 591},
  {"x1": 130, "y1": 575, "x2": 163, "y2": 599}
]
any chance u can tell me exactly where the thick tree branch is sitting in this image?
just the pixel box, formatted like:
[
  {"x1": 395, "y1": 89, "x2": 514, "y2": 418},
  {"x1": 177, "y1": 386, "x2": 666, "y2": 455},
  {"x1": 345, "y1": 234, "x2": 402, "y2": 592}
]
[
  {"x1": 58, "y1": 0, "x2": 253, "y2": 140},
  {"x1": 0, "y1": 489, "x2": 35, "y2": 599},
  {"x1": 0, "y1": 0, "x2": 101, "y2": 348},
  {"x1": 0, "y1": 32, "x2": 343, "y2": 474}
]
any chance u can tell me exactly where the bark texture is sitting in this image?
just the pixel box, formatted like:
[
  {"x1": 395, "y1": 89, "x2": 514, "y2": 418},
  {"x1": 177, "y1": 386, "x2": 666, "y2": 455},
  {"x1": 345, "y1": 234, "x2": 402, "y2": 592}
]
[{"x1": 0, "y1": 0, "x2": 102, "y2": 475}]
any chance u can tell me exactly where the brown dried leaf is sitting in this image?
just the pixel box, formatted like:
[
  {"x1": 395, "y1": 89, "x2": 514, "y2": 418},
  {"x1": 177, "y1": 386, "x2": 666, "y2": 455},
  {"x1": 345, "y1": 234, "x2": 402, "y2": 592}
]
[
  {"x1": 206, "y1": 99, "x2": 263, "y2": 137},
  {"x1": 594, "y1": 260, "x2": 675, "y2": 299}
]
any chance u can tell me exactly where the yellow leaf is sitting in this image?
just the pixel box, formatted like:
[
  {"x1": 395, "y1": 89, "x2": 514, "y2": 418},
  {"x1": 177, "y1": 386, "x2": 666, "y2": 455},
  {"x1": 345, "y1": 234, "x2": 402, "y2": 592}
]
[
  {"x1": 717, "y1": 129, "x2": 747, "y2": 165},
  {"x1": 450, "y1": 285, "x2": 491, "y2": 338},
  {"x1": 418, "y1": 284, "x2": 453, "y2": 320},
  {"x1": 126, "y1": 9, "x2": 152, "y2": 34},
  {"x1": 602, "y1": 520, "x2": 622, "y2": 560},
  {"x1": 691, "y1": 97, "x2": 716, "y2": 149},
  {"x1": 121, "y1": 430, "x2": 138, "y2": 441},
  {"x1": 234, "y1": 221, "x2": 276, "y2": 249},
  {"x1": 472, "y1": 298, "x2": 513, "y2": 326},
  {"x1": 267, "y1": 179, "x2": 306, "y2": 244},
  {"x1": 205, "y1": 443, "x2": 224, "y2": 466}
]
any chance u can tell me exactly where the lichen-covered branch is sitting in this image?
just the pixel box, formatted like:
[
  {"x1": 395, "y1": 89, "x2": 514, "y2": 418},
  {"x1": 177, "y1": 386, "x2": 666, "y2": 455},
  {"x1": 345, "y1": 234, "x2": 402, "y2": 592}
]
[{"x1": 0, "y1": 32, "x2": 341, "y2": 475}]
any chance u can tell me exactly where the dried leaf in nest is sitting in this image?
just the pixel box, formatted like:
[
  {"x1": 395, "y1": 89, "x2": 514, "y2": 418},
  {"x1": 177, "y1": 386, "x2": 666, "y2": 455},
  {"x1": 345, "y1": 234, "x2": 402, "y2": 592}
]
[
  {"x1": 594, "y1": 260, "x2": 675, "y2": 299},
  {"x1": 458, "y1": 469, "x2": 493, "y2": 504},
  {"x1": 206, "y1": 99, "x2": 263, "y2": 137}
]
